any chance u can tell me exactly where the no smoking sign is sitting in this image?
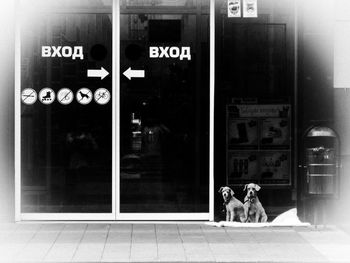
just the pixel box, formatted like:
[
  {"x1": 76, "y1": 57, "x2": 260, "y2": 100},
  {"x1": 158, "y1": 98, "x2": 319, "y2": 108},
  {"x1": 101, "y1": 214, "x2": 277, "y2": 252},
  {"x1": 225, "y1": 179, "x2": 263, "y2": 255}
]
[{"x1": 21, "y1": 88, "x2": 37, "y2": 105}]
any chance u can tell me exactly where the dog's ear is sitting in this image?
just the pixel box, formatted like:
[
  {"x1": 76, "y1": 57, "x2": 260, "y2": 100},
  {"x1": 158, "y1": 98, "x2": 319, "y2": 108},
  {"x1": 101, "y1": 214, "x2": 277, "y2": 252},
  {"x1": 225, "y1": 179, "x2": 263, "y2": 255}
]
[
  {"x1": 230, "y1": 188, "x2": 235, "y2": 196},
  {"x1": 254, "y1": 184, "x2": 261, "y2": 191},
  {"x1": 218, "y1": 187, "x2": 224, "y2": 193},
  {"x1": 243, "y1": 184, "x2": 248, "y2": 191}
]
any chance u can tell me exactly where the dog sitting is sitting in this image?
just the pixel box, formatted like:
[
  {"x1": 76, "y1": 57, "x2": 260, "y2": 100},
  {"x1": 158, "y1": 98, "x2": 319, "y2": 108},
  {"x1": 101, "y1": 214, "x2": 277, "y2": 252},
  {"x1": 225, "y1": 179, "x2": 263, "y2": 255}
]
[
  {"x1": 243, "y1": 183, "x2": 268, "y2": 223},
  {"x1": 218, "y1": 186, "x2": 245, "y2": 222}
]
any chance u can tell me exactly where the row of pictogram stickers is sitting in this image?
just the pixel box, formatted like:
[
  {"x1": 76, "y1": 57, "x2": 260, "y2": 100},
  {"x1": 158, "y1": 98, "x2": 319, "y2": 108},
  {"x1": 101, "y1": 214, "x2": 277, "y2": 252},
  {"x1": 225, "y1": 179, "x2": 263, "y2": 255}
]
[{"x1": 21, "y1": 87, "x2": 110, "y2": 105}]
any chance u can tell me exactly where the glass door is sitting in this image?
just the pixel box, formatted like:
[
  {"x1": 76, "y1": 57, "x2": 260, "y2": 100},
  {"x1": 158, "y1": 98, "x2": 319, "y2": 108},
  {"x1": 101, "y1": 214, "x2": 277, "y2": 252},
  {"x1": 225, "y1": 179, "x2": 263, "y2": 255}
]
[
  {"x1": 118, "y1": 0, "x2": 210, "y2": 219},
  {"x1": 17, "y1": 0, "x2": 212, "y2": 221},
  {"x1": 18, "y1": 0, "x2": 114, "y2": 220}
]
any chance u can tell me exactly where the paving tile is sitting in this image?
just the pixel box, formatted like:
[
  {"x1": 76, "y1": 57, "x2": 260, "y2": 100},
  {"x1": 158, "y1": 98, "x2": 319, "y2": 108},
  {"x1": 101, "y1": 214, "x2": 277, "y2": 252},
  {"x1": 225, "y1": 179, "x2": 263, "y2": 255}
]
[
  {"x1": 156, "y1": 224, "x2": 178, "y2": 234},
  {"x1": 16, "y1": 224, "x2": 42, "y2": 232},
  {"x1": 101, "y1": 229, "x2": 131, "y2": 263},
  {"x1": 299, "y1": 229, "x2": 350, "y2": 262},
  {"x1": 157, "y1": 242, "x2": 186, "y2": 262},
  {"x1": 0, "y1": 223, "x2": 18, "y2": 244},
  {"x1": 307, "y1": 229, "x2": 350, "y2": 244},
  {"x1": 44, "y1": 224, "x2": 86, "y2": 262},
  {"x1": 0, "y1": 230, "x2": 38, "y2": 262},
  {"x1": 14, "y1": 225, "x2": 63, "y2": 262},
  {"x1": 181, "y1": 243, "x2": 215, "y2": 262},
  {"x1": 250, "y1": 230, "x2": 291, "y2": 244},
  {"x1": 201, "y1": 224, "x2": 227, "y2": 233},
  {"x1": 63, "y1": 223, "x2": 87, "y2": 232},
  {"x1": 202, "y1": 226, "x2": 242, "y2": 262},
  {"x1": 157, "y1": 233, "x2": 182, "y2": 244},
  {"x1": 178, "y1": 224, "x2": 202, "y2": 234},
  {"x1": 130, "y1": 243, "x2": 158, "y2": 262},
  {"x1": 86, "y1": 223, "x2": 110, "y2": 232},
  {"x1": 106, "y1": 232, "x2": 132, "y2": 243},
  {"x1": 71, "y1": 224, "x2": 108, "y2": 262},
  {"x1": 110, "y1": 224, "x2": 132, "y2": 233},
  {"x1": 259, "y1": 243, "x2": 298, "y2": 262},
  {"x1": 232, "y1": 242, "x2": 271, "y2": 262},
  {"x1": 133, "y1": 233, "x2": 158, "y2": 243},
  {"x1": 224, "y1": 230, "x2": 256, "y2": 244},
  {"x1": 178, "y1": 225, "x2": 214, "y2": 262},
  {"x1": 311, "y1": 244, "x2": 350, "y2": 262},
  {"x1": 40, "y1": 224, "x2": 65, "y2": 232},
  {"x1": 0, "y1": 223, "x2": 18, "y2": 232},
  {"x1": 288, "y1": 243, "x2": 329, "y2": 262},
  {"x1": 156, "y1": 225, "x2": 186, "y2": 261},
  {"x1": 130, "y1": 225, "x2": 157, "y2": 262},
  {"x1": 132, "y1": 224, "x2": 155, "y2": 233}
]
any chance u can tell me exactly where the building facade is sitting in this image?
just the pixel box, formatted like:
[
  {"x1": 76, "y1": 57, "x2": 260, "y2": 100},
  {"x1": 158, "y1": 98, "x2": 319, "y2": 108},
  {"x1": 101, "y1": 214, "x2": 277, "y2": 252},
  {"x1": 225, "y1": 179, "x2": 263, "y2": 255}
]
[{"x1": 0, "y1": 0, "x2": 349, "y2": 223}]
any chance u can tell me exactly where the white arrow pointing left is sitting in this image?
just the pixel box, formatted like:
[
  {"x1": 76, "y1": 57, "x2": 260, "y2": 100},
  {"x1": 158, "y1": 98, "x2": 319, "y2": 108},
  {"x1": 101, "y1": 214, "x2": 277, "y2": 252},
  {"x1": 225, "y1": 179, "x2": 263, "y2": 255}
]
[
  {"x1": 87, "y1": 67, "x2": 109, "y2": 80},
  {"x1": 123, "y1": 67, "x2": 145, "y2": 80}
]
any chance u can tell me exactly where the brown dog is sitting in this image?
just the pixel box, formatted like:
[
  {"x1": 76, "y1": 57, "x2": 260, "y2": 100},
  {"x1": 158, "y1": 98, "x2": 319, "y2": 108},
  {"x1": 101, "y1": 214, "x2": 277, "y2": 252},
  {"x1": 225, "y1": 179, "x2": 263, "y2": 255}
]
[
  {"x1": 243, "y1": 183, "x2": 268, "y2": 223},
  {"x1": 218, "y1": 186, "x2": 245, "y2": 222}
]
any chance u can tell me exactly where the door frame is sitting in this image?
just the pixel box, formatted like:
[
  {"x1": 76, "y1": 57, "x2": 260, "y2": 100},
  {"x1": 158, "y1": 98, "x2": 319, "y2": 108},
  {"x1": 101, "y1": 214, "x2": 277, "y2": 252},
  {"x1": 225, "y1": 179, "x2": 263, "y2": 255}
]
[{"x1": 15, "y1": 0, "x2": 214, "y2": 221}]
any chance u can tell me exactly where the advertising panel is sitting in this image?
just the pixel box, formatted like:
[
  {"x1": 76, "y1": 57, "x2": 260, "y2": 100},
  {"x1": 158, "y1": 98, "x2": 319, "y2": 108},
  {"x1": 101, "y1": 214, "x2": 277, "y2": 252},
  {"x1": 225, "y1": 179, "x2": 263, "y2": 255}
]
[{"x1": 226, "y1": 103, "x2": 291, "y2": 186}]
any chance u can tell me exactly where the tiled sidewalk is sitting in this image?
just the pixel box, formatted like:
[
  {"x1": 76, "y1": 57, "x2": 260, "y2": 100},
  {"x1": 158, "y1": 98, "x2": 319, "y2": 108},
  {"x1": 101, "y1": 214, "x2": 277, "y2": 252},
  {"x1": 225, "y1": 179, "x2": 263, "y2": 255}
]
[{"x1": 0, "y1": 223, "x2": 349, "y2": 262}]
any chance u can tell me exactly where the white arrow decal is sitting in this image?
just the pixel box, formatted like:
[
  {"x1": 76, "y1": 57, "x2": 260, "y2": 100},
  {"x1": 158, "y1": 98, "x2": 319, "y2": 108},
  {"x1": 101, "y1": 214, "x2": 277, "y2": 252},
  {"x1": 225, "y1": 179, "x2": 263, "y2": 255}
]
[
  {"x1": 123, "y1": 67, "x2": 145, "y2": 80},
  {"x1": 87, "y1": 67, "x2": 109, "y2": 80}
]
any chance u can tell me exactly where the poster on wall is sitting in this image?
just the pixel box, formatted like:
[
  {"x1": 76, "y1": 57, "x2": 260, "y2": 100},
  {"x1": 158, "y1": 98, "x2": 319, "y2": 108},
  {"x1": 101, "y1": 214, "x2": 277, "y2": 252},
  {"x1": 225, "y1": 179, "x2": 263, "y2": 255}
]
[
  {"x1": 260, "y1": 151, "x2": 290, "y2": 184},
  {"x1": 226, "y1": 103, "x2": 291, "y2": 186},
  {"x1": 228, "y1": 118, "x2": 258, "y2": 148},
  {"x1": 229, "y1": 104, "x2": 290, "y2": 118},
  {"x1": 243, "y1": 0, "x2": 258, "y2": 18},
  {"x1": 227, "y1": 151, "x2": 258, "y2": 185},
  {"x1": 260, "y1": 118, "x2": 290, "y2": 147},
  {"x1": 227, "y1": 0, "x2": 241, "y2": 18}
]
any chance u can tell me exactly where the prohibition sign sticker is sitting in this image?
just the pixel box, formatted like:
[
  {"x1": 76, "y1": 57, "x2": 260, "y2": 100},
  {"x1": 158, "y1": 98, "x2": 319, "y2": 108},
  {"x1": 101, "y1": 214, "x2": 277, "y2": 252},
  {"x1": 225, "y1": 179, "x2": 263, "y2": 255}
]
[
  {"x1": 57, "y1": 88, "x2": 73, "y2": 105},
  {"x1": 94, "y1": 88, "x2": 110, "y2": 105},
  {"x1": 39, "y1": 88, "x2": 55, "y2": 105},
  {"x1": 76, "y1": 88, "x2": 92, "y2": 105},
  {"x1": 21, "y1": 88, "x2": 37, "y2": 105}
]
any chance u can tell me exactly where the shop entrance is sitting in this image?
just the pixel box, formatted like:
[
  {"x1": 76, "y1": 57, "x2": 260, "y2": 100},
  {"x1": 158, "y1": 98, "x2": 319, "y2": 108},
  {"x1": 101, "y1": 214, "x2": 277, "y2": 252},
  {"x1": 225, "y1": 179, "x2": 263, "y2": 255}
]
[
  {"x1": 16, "y1": 0, "x2": 212, "y2": 221},
  {"x1": 117, "y1": 0, "x2": 210, "y2": 219}
]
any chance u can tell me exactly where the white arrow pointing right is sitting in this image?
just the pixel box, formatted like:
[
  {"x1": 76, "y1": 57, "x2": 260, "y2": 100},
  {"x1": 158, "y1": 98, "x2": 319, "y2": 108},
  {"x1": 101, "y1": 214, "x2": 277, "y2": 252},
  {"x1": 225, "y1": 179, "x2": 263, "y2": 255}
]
[
  {"x1": 87, "y1": 67, "x2": 109, "y2": 80},
  {"x1": 123, "y1": 67, "x2": 145, "y2": 80}
]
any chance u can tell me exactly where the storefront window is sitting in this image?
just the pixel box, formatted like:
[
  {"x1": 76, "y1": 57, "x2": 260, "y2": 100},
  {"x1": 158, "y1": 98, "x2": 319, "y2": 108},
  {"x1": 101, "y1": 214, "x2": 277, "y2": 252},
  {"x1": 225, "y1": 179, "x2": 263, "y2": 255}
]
[{"x1": 20, "y1": 1, "x2": 112, "y2": 213}]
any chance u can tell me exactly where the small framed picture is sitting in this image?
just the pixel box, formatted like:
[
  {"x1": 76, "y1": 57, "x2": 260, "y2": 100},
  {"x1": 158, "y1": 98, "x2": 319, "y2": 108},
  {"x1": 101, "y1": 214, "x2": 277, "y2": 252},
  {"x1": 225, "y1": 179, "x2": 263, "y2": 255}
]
[
  {"x1": 243, "y1": 0, "x2": 258, "y2": 18},
  {"x1": 228, "y1": 0, "x2": 241, "y2": 18}
]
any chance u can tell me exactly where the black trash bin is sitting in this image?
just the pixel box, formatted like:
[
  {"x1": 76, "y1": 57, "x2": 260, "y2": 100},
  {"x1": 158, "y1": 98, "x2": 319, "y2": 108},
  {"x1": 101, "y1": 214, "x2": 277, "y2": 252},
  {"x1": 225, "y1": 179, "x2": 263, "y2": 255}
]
[{"x1": 299, "y1": 126, "x2": 340, "y2": 225}]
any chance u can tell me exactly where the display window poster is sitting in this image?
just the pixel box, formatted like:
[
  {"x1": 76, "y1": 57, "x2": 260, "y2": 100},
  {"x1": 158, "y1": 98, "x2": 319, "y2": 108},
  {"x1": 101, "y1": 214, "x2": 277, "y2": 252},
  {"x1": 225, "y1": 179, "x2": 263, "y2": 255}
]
[
  {"x1": 227, "y1": 151, "x2": 258, "y2": 185},
  {"x1": 226, "y1": 103, "x2": 292, "y2": 186},
  {"x1": 228, "y1": 118, "x2": 258, "y2": 148},
  {"x1": 260, "y1": 151, "x2": 290, "y2": 184},
  {"x1": 260, "y1": 118, "x2": 290, "y2": 148},
  {"x1": 228, "y1": 104, "x2": 290, "y2": 118},
  {"x1": 227, "y1": 151, "x2": 291, "y2": 185}
]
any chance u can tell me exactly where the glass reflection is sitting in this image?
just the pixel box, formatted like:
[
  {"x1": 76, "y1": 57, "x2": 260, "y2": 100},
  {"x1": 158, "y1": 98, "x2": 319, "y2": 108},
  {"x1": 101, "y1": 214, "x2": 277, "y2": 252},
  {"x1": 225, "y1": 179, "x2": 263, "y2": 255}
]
[
  {"x1": 21, "y1": 4, "x2": 112, "y2": 213},
  {"x1": 120, "y1": 1, "x2": 210, "y2": 213}
]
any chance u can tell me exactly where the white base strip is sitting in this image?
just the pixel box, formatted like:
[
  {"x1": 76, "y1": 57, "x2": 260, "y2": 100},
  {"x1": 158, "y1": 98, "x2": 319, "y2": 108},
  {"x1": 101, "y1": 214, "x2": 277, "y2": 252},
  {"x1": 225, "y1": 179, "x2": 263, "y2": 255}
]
[
  {"x1": 205, "y1": 221, "x2": 311, "y2": 227},
  {"x1": 206, "y1": 208, "x2": 311, "y2": 227}
]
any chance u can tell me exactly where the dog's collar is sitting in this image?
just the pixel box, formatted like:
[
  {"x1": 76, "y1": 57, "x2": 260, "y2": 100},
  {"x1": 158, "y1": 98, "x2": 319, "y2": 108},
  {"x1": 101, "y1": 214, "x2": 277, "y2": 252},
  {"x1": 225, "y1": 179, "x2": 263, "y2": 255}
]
[
  {"x1": 245, "y1": 197, "x2": 255, "y2": 203},
  {"x1": 223, "y1": 198, "x2": 231, "y2": 205}
]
